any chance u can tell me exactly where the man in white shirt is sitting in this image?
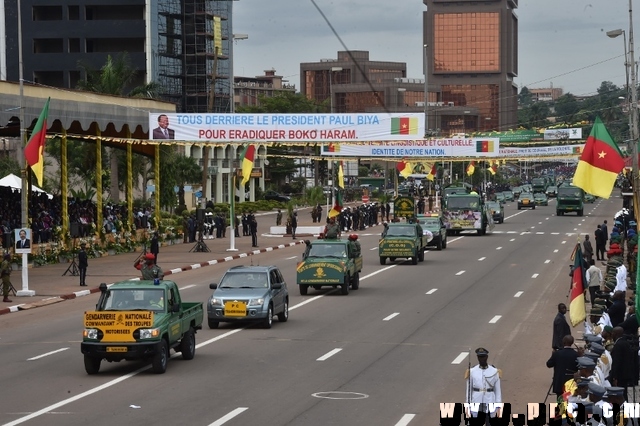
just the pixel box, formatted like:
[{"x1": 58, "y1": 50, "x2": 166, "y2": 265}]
[
  {"x1": 614, "y1": 263, "x2": 627, "y2": 293},
  {"x1": 586, "y1": 259, "x2": 603, "y2": 304}
]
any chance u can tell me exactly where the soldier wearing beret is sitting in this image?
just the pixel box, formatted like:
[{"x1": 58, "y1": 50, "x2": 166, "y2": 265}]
[
  {"x1": 134, "y1": 253, "x2": 164, "y2": 280},
  {"x1": 465, "y1": 347, "x2": 502, "y2": 421}
]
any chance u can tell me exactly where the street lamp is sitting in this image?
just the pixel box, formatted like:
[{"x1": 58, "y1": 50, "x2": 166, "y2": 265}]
[
  {"x1": 330, "y1": 67, "x2": 342, "y2": 113},
  {"x1": 423, "y1": 44, "x2": 429, "y2": 136}
]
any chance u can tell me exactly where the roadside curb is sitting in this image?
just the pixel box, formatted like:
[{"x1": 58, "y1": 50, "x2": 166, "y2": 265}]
[{"x1": 0, "y1": 240, "x2": 305, "y2": 316}]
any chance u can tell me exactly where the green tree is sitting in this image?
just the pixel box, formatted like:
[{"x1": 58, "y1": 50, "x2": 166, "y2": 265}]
[
  {"x1": 518, "y1": 87, "x2": 533, "y2": 107},
  {"x1": 0, "y1": 155, "x2": 20, "y2": 178},
  {"x1": 170, "y1": 153, "x2": 202, "y2": 210},
  {"x1": 553, "y1": 94, "x2": 579, "y2": 123}
]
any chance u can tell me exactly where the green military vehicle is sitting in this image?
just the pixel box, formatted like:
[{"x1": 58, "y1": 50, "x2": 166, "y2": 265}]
[
  {"x1": 81, "y1": 280, "x2": 203, "y2": 374},
  {"x1": 556, "y1": 184, "x2": 584, "y2": 216},
  {"x1": 297, "y1": 238, "x2": 363, "y2": 295},
  {"x1": 379, "y1": 222, "x2": 430, "y2": 265},
  {"x1": 531, "y1": 177, "x2": 548, "y2": 194},
  {"x1": 442, "y1": 193, "x2": 494, "y2": 236}
]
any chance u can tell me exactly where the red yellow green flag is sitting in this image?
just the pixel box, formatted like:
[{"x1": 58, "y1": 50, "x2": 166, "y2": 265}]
[
  {"x1": 466, "y1": 161, "x2": 475, "y2": 176},
  {"x1": 24, "y1": 97, "x2": 51, "y2": 186},
  {"x1": 569, "y1": 243, "x2": 586, "y2": 327},
  {"x1": 240, "y1": 144, "x2": 255, "y2": 186},
  {"x1": 487, "y1": 160, "x2": 497, "y2": 175},
  {"x1": 426, "y1": 163, "x2": 437, "y2": 181},
  {"x1": 572, "y1": 117, "x2": 624, "y2": 198},
  {"x1": 396, "y1": 160, "x2": 412, "y2": 178},
  {"x1": 328, "y1": 191, "x2": 343, "y2": 218},
  {"x1": 337, "y1": 161, "x2": 345, "y2": 189},
  {"x1": 391, "y1": 117, "x2": 419, "y2": 135}
]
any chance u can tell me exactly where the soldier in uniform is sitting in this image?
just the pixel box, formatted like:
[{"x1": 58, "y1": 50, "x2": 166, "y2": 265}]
[
  {"x1": 134, "y1": 253, "x2": 164, "y2": 280},
  {"x1": 1, "y1": 253, "x2": 12, "y2": 302},
  {"x1": 465, "y1": 348, "x2": 502, "y2": 422}
]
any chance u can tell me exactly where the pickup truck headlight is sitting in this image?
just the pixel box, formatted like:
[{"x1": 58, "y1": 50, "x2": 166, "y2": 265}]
[
  {"x1": 248, "y1": 298, "x2": 264, "y2": 306},
  {"x1": 210, "y1": 298, "x2": 223, "y2": 307},
  {"x1": 83, "y1": 329, "x2": 98, "y2": 339},
  {"x1": 139, "y1": 328, "x2": 161, "y2": 339}
]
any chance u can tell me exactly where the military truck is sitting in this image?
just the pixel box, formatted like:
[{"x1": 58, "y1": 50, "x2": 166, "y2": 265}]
[
  {"x1": 296, "y1": 238, "x2": 363, "y2": 295},
  {"x1": 81, "y1": 280, "x2": 203, "y2": 375},
  {"x1": 556, "y1": 184, "x2": 584, "y2": 216},
  {"x1": 442, "y1": 193, "x2": 494, "y2": 236},
  {"x1": 379, "y1": 222, "x2": 430, "y2": 265},
  {"x1": 531, "y1": 177, "x2": 548, "y2": 194}
]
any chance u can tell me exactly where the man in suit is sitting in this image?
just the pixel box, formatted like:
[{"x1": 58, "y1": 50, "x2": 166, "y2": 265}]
[
  {"x1": 78, "y1": 242, "x2": 88, "y2": 286},
  {"x1": 15, "y1": 229, "x2": 30, "y2": 249},
  {"x1": 152, "y1": 114, "x2": 174, "y2": 139},
  {"x1": 546, "y1": 335, "x2": 579, "y2": 397},
  {"x1": 609, "y1": 326, "x2": 634, "y2": 401},
  {"x1": 553, "y1": 303, "x2": 571, "y2": 350}
]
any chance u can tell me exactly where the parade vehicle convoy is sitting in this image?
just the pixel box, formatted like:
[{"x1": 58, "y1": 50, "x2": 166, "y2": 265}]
[
  {"x1": 486, "y1": 201, "x2": 504, "y2": 224},
  {"x1": 207, "y1": 265, "x2": 289, "y2": 329},
  {"x1": 556, "y1": 184, "x2": 584, "y2": 216},
  {"x1": 296, "y1": 238, "x2": 363, "y2": 295},
  {"x1": 81, "y1": 280, "x2": 203, "y2": 375},
  {"x1": 517, "y1": 192, "x2": 536, "y2": 210},
  {"x1": 442, "y1": 193, "x2": 494, "y2": 236},
  {"x1": 531, "y1": 177, "x2": 548, "y2": 193},
  {"x1": 379, "y1": 221, "x2": 431, "y2": 264},
  {"x1": 533, "y1": 193, "x2": 549, "y2": 206},
  {"x1": 417, "y1": 213, "x2": 447, "y2": 250}
]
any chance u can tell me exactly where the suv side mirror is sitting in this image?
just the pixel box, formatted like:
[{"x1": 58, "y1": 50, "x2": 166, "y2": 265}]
[
  {"x1": 272, "y1": 282, "x2": 283, "y2": 289},
  {"x1": 171, "y1": 303, "x2": 181, "y2": 313},
  {"x1": 209, "y1": 283, "x2": 218, "y2": 290}
]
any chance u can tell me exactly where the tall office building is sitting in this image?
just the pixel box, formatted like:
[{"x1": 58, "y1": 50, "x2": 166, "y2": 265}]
[
  {"x1": 1, "y1": 0, "x2": 234, "y2": 114},
  {"x1": 423, "y1": 0, "x2": 518, "y2": 133}
]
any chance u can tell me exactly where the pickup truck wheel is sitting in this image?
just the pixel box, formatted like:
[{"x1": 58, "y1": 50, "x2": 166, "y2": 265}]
[
  {"x1": 418, "y1": 249, "x2": 425, "y2": 262},
  {"x1": 411, "y1": 256, "x2": 418, "y2": 265},
  {"x1": 436, "y1": 238, "x2": 443, "y2": 250},
  {"x1": 208, "y1": 319, "x2": 219, "y2": 329},
  {"x1": 351, "y1": 272, "x2": 360, "y2": 290},
  {"x1": 379, "y1": 257, "x2": 386, "y2": 265},
  {"x1": 299, "y1": 285, "x2": 308, "y2": 295},
  {"x1": 180, "y1": 328, "x2": 196, "y2": 360},
  {"x1": 277, "y1": 299, "x2": 289, "y2": 322},
  {"x1": 442, "y1": 237, "x2": 447, "y2": 249},
  {"x1": 151, "y1": 339, "x2": 169, "y2": 374},
  {"x1": 341, "y1": 275, "x2": 350, "y2": 295},
  {"x1": 84, "y1": 355, "x2": 101, "y2": 375},
  {"x1": 262, "y1": 305, "x2": 273, "y2": 329}
]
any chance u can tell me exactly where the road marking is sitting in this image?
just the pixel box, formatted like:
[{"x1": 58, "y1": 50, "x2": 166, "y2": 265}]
[
  {"x1": 27, "y1": 347, "x2": 69, "y2": 361},
  {"x1": 561, "y1": 241, "x2": 567, "y2": 244},
  {"x1": 532, "y1": 273, "x2": 539, "y2": 279},
  {"x1": 180, "y1": 284, "x2": 196, "y2": 290},
  {"x1": 545, "y1": 260, "x2": 551, "y2": 264},
  {"x1": 554, "y1": 249, "x2": 559, "y2": 253},
  {"x1": 208, "y1": 407, "x2": 249, "y2": 426},
  {"x1": 478, "y1": 257, "x2": 486, "y2": 261},
  {"x1": 426, "y1": 289, "x2": 437, "y2": 294},
  {"x1": 285, "y1": 256, "x2": 298, "y2": 260},
  {"x1": 451, "y1": 352, "x2": 469, "y2": 364},
  {"x1": 551, "y1": 232, "x2": 560, "y2": 235},
  {"x1": 370, "y1": 247, "x2": 377, "y2": 251},
  {"x1": 455, "y1": 270, "x2": 465, "y2": 276},
  {"x1": 489, "y1": 315, "x2": 502, "y2": 324},
  {"x1": 514, "y1": 291, "x2": 523, "y2": 298},
  {"x1": 496, "y1": 246, "x2": 502, "y2": 250},
  {"x1": 539, "y1": 222, "x2": 543, "y2": 225},
  {"x1": 536, "y1": 232, "x2": 544, "y2": 235},
  {"x1": 531, "y1": 226, "x2": 535, "y2": 229},
  {"x1": 510, "y1": 238, "x2": 515, "y2": 242},
  {"x1": 317, "y1": 348, "x2": 342, "y2": 361},
  {"x1": 383, "y1": 313, "x2": 400, "y2": 321},
  {"x1": 394, "y1": 414, "x2": 416, "y2": 426}
]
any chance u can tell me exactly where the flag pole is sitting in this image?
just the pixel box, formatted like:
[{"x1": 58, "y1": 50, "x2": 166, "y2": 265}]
[
  {"x1": 17, "y1": 0, "x2": 34, "y2": 297},
  {"x1": 227, "y1": 167, "x2": 238, "y2": 252},
  {"x1": 628, "y1": 0, "x2": 640, "y2": 219}
]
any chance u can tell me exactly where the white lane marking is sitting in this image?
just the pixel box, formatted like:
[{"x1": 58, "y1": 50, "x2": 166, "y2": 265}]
[
  {"x1": 510, "y1": 238, "x2": 515, "y2": 242},
  {"x1": 394, "y1": 414, "x2": 416, "y2": 426},
  {"x1": 208, "y1": 407, "x2": 249, "y2": 426},
  {"x1": 514, "y1": 291, "x2": 523, "y2": 298},
  {"x1": 6, "y1": 263, "x2": 396, "y2": 425},
  {"x1": 370, "y1": 247, "x2": 377, "y2": 251},
  {"x1": 551, "y1": 232, "x2": 559, "y2": 235},
  {"x1": 451, "y1": 352, "x2": 469, "y2": 364},
  {"x1": 532, "y1": 273, "x2": 539, "y2": 279},
  {"x1": 317, "y1": 348, "x2": 342, "y2": 361},
  {"x1": 489, "y1": 315, "x2": 502, "y2": 324},
  {"x1": 383, "y1": 313, "x2": 400, "y2": 321},
  {"x1": 27, "y1": 347, "x2": 69, "y2": 361},
  {"x1": 507, "y1": 231, "x2": 517, "y2": 234},
  {"x1": 536, "y1": 232, "x2": 544, "y2": 235},
  {"x1": 456, "y1": 270, "x2": 465, "y2": 276},
  {"x1": 561, "y1": 241, "x2": 567, "y2": 244},
  {"x1": 554, "y1": 249, "x2": 559, "y2": 253},
  {"x1": 478, "y1": 257, "x2": 486, "y2": 261},
  {"x1": 520, "y1": 232, "x2": 527, "y2": 235},
  {"x1": 180, "y1": 284, "x2": 196, "y2": 290},
  {"x1": 426, "y1": 289, "x2": 437, "y2": 294},
  {"x1": 530, "y1": 226, "x2": 535, "y2": 229},
  {"x1": 496, "y1": 246, "x2": 502, "y2": 250},
  {"x1": 285, "y1": 256, "x2": 297, "y2": 260},
  {"x1": 545, "y1": 260, "x2": 551, "y2": 264}
]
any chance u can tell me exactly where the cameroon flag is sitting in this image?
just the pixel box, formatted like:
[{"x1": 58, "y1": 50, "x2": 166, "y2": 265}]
[
  {"x1": 24, "y1": 97, "x2": 51, "y2": 186},
  {"x1": 466, "y1": 161, "x2": 475, "y2": 176},
  {"x1": 240, "y1": 144, "x2": 255, "y2": 186},
  {"x1": 569, "y1": 243, "x2": 586, "y2": 327},
  {"x1": 323, "y1": 142, "x2": 340, "y2": 153},
  {"x1": 426, "y1": 163, "x2": 437, "y2": 181},
  {"x1": 328, "y1": 191, "x2": 343, "y2": 218},
  {"x1": 572, "y1": 117, "x2": 624, "y2": 198},
  {"x1": 397, "y1": 160, "x2": 413, "y2": 178},
  {"x1": 476, "y1": 140, "x2": 494, "y2": 153},
  {"x1": 391, "y1": 117, "x2": 418, "y2": 135}
]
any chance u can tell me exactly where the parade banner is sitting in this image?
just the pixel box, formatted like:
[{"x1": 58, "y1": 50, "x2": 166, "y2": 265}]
[
  {"x1": 321, "y1": 141, "x2": 584, "y2": 159},
  {"x1": 149, "y1": 113, "x2": 424, "y2": 142}
]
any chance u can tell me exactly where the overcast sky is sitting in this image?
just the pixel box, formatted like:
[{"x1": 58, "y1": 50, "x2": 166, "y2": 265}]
[{"x1": 233, "y1": 0, "x2": 637, "y2": 97}]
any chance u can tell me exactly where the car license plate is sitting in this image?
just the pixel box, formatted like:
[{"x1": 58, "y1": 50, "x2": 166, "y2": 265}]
[
  {"x1": 224, "y1": 301, "x2": 247, "y2": 317},
  {"x1": 523, "y1": 200, "x2": 528, "y2": 204},
  {"x1": 106, "y1": 347, "x2": 127, "y2": 353}
]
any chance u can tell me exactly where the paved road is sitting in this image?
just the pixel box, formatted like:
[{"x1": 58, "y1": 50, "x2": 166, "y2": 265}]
[{"x1": 0, "y1": 196, "x2": 619, "y2": 425}]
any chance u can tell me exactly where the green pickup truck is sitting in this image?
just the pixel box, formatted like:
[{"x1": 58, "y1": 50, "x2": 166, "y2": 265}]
[
  {"x1": 379, "y1": 222, "x2": 429, "y2": 265},
  {"x1": 81, "y1": 280, "x2": 203, "y2": 375},
  {"x1": 296, "y1": 238, "x2": 363, "y2": 295}
]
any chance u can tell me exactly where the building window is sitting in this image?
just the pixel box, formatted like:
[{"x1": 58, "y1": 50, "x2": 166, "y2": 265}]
[
  {"x1": 33, "y1": 6, "x2": 63, "y2": 21},
  {"x1": 68, "y1": 6, "x2": 80, "y2": 20}
]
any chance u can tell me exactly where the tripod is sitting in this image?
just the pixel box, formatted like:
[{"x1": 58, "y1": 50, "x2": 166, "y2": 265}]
[
  {"x1": 190, "y1": 221, "x2": 210, "y2": 252},
  {"x1": 62, "y1": 238, "x2": 80, "y2": 276}
]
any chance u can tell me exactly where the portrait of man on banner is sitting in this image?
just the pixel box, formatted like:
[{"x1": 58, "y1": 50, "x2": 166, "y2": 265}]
[{"x1": 14, "y1": 228, "x2": 32, "y2": 254}]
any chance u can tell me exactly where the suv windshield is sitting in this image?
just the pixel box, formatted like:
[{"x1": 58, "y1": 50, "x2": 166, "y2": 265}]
[{"x1": 220, "y1": 272, "x2": 269, "y2": 288}]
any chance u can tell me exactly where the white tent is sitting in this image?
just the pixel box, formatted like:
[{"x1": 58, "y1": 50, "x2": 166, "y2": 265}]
[{"x1": 0, "y1": 173, "x2": 53, "y2": 199}]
